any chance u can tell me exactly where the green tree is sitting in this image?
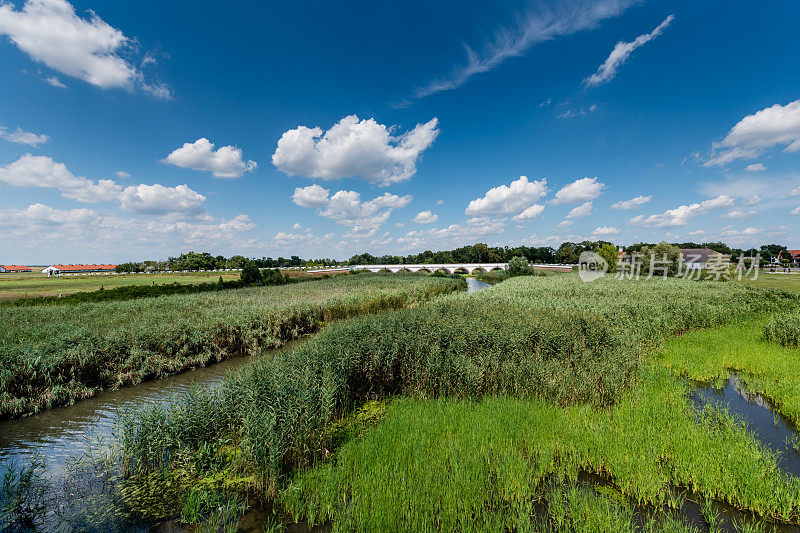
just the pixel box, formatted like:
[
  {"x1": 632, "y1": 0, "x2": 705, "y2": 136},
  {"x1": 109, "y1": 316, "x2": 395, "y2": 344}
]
[
  {"x1": 507, "y1": 256, "x2": 532, "y2": 276},
  {"x1": 555, "y1": 242, "x2": 579, "y2": 264},
  {"x1": 640, "y1": 242, "x2": 681, "y2": 277},
  {"x1": 596, "y1": 244, "x2": 619, "y2": 273},
  {"x1": 240, "y1": 261, "x2": 263, "y2": 285}
]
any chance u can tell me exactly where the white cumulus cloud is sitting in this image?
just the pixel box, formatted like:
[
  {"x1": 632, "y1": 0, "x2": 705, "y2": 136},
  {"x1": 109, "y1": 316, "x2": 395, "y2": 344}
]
[
  {"x1": 118, "y1": 183, "x2": 206, "y2": 215},
  {"x1": 413, "y1": 210, "x2": 438, "y2": 224},
  {"x1": 611, "y1": 195, "x2": 651, "y2": 210},
  {"x1": 0, "y1": 154, "x2": 120, "y2": 202},
  {"x1": 705, "y1": 100, "x2": 800, "y2": 166},
  {"x1": 592, "y1": 225, "x2": 619, "y2": 235},
  {"x1": 552, "y1": 177, "x2": 605, "y2": 204},
  {"x1": 0, "y1": 154, "x2": 208, "y2": 216},
  {"x1": 791, "y1": 206, "x2": 800, "y2": 216},
  {"x1": 584, "y1": 14, "x2": 674, "y2": 87},
  {"x1": 565, "y1": 201, "x2": 594, "y2": 218},
  {"x1": 292, "y1": 184, "x2": 330, "y2": 208},
  {"x1": 465, "y1": 176, "x2": 548, "y2": 217},
  {"x1": 745, "y1": 163, "x2": 766, "y2": 172},
  {"x1": 164, "y1": 138, "x2": 256, "y2": 178},
  {"x1": 513, "y1": 203, "x2": 545, "y2": 220},
  {"x1": 629, "y1": 195, "x2": 734, "y2": 227},
  {"x1": 0, "y1": 0, "x2": 168, "y2": 96},
  {"x1": 44, "y1": 75, "x2": 66, "y2": 88},
  {"x1": 721, "y1": 227, "x2": 762, "y2": 237},
  {"x1": 0, "y1": 126, "x2": 49, "y2": 147},
  {"x1": 721, "y1": 209, "x2": 756, "y2": 219},
  {"x1": 6, "y1": 202, "x2": 98, "y2": 226},
  {"x1": 745, "y1": 194, "x2": 762, "y2": 205},
  {"x1": 272, "y1": 115, "x2": 439, "y2": 186},
  {"x1": 292, "y1": 185, "x2": 411, "y2": 238}
]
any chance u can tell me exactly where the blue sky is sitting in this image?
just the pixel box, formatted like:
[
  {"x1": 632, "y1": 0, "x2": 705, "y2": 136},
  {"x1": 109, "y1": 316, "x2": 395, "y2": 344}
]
[{"x1": 1, "y1": 0, "x2": 799, "y2": 263}]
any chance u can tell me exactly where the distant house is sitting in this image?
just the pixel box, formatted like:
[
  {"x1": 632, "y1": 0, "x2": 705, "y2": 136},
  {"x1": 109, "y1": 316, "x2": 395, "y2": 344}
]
[
  {"x1": 778, "y1": 249, "x2": 800, "y2": 266},
  {"x1": 679, "y1": 248, "x2": 717, "y2": 270},
  {"x1": 42, "y1": 264, "x2": 117, "y2": 276},
  {"x1": 0, "y1": 265, "x2": 32, "y2": 273}
]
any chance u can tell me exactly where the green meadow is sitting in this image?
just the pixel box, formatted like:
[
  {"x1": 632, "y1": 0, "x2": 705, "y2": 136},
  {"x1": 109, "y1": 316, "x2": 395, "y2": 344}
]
[{"x1": 0, "y1": 270, "x2": 244, "y2": 301}]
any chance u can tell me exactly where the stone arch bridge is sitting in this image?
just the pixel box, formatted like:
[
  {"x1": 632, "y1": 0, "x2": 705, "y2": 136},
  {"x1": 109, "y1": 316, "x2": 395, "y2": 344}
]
[{"x1": 351, "y1": 263, "x2": 507, "y2": 274}]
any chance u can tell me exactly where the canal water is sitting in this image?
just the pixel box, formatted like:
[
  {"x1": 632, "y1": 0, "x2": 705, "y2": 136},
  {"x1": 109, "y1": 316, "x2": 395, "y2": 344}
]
[
  {"x1": 466, "y1": 277, "x2": 491, "y2": 293},
  {"x1": 691, "y1": 373, "x2": 800, "y2": 477},
  {"x1": 0, "y1": 351, "x2": 260, "y2": 478}
]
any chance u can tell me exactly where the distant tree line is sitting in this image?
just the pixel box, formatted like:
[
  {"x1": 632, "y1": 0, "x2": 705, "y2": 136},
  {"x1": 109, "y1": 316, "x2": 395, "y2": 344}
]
[
  {"x1": 116, "y1": 252, "x2": 312, "y2": 273},
  {"x1": 113, "y1": 241, "x2": 793, "y2": 275}
]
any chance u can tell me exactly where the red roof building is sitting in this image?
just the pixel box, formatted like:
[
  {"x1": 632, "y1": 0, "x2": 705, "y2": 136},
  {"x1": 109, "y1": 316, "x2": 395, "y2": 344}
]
[
  {"x1": 778, "y1": 250, "x2": 800, "y2": 264},
  {"x1": 0, "y1": 265, "x2": 31, "y2": 272},
  {"x1": 41, "y1": 264, "x2": 117, "y2": 275}
]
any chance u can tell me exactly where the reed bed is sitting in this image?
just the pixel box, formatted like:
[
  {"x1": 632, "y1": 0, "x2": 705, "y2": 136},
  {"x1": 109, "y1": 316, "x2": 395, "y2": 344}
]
[
  {"x1": 764, "y1": 310, "x2": 800, "y2": 348},
  {"x1": 119, "y1": 276, "x2": 793, "y2": 491},
  {"x1": 0, "y1": 274, "x2": 462, "y2": 418}
]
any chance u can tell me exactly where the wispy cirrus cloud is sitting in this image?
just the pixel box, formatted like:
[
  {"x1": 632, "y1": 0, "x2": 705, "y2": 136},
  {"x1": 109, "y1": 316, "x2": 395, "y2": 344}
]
[
  {"x1": 407, "y1": 0, "x2": 637, "y2": 102},
  {"x1": 584, "y1": 14, "x2": 674, "y2": 87}
]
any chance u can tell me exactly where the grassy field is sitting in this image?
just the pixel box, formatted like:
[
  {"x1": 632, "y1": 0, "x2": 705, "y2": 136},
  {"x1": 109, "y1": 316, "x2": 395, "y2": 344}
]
[
  {"x1": 111, "y1": 274, "x2": 800, "y2": 530},
  {"x1": 0, "y1": 271, "x2": 243, "y2": 301},
  {"x1": 741, "y1": 272, "x2": 800, "y2": 293},
  {"x1": 0, "y1": 273, "x2": 463, "y2": 418}
]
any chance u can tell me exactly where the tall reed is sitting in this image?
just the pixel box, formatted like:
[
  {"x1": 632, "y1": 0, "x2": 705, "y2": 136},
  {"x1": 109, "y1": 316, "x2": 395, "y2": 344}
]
[
  {"x1": 119, "y1": 276, "x2": 794, "y2": 489},
  {"x1": 1, "y1": 274, "x2": 463, "y2": 418}
]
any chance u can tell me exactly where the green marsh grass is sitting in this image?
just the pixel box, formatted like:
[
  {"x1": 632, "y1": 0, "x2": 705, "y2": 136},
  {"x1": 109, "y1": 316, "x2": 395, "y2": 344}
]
[
  {"x1": 655, "y1": 318, "x2": 800, "y2": 424},
  {"x1": 115, "y1": 275, "x2": 800, "y2": 528},
  {"x1": 0, "y1": 273, "x2": 462, "y2": 417},
  {"x1": 282, "y1": 367, "x2": 800, "y2": 530},
  {"x1": 121, "y1": 276, "x2": 794, "y2": 482}
]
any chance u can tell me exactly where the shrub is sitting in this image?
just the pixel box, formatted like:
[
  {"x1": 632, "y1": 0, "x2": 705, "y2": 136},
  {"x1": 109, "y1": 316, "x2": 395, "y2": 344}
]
[
  {"x1": 596, "y1": 244, "x2": 619, "y2": 274},
  {"x1": 261, "y1": 268, "x2": 286, "y2": 286},
  {"x1": 240, "y1": 262, "x2": 263, "y2": 285}
]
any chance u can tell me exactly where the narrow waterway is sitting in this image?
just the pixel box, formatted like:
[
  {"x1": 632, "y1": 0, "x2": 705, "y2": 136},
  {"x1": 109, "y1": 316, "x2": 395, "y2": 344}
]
[
  {"x1": 691, "y1": 373, "x2": 800, "y2": 477},
  {"x1": 0, "y1": 351, "x2": 263, "y2": 478},
  {"x1": 466, "y1": 277, "x2": 491, "y2": 293}
]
